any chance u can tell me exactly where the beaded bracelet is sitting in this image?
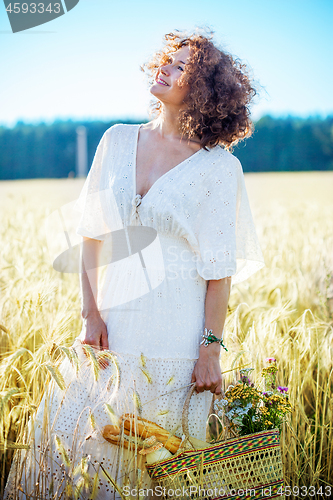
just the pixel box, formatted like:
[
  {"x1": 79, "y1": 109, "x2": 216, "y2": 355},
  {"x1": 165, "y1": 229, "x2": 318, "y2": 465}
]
[{"x1": 200, "y1": 328, "x2": 228, "y2": 351}]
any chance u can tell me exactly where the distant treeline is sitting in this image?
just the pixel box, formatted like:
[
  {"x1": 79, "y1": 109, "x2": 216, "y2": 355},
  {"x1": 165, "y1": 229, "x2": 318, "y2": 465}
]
[{"x1": 0, "y1": 115, "x2": 332, "y2": 180}]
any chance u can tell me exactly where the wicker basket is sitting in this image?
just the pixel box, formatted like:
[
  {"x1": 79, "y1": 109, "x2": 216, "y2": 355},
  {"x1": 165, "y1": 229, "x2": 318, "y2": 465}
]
[{"x1": 146, "y1": 386, "x2": 285, "y2": 499}]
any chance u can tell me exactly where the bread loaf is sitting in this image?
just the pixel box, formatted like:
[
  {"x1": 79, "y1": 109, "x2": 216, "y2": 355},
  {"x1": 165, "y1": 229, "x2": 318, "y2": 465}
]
[
  {"x1": 103, "y1": 424, "x2": 120, "y2": 436},
  {"x1": 121, "y1": 414, "x2": 182, "y2": 454},
  {"x1": 102, "y1": 425, "x2": 143, "y2": 450},
  {"x1": 102, "y1": 427, "x2": 125, "y2": 448}
]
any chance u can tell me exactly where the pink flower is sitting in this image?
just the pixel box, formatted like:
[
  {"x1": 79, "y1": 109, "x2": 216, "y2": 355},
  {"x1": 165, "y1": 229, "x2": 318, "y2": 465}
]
[
  {"x1": 265, "y1": 357, "x2": 276, "y2": 363},
  {"x1": 278, "y1": 386, "x2": 288, "y2": 394}
]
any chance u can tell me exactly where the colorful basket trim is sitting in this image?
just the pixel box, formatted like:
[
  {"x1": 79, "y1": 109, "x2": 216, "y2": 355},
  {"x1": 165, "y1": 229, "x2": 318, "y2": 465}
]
[{"x1": 146, "y1": 429, "x2": 280, "y2": 481}]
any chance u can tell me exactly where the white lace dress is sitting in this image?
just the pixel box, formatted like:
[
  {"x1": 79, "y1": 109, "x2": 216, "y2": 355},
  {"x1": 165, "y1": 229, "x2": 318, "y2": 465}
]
[{"x1": 4, "y1": 124, "x2": 265, "y2": 499}]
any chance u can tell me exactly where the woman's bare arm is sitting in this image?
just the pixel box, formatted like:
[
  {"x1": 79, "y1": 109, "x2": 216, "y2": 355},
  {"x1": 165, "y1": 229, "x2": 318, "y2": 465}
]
[
  {"x1": 79, "y1": 237, "x2": 108, "y2": 350},
  {"x1": 191, "y1": 276, "x2": 232, "y2": 395}
]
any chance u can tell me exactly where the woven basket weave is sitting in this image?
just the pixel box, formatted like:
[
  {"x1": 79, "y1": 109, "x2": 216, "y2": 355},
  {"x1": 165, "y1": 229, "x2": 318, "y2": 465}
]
[{"x1": 146, "y1": 386, "x2": 285, "y2": 499}]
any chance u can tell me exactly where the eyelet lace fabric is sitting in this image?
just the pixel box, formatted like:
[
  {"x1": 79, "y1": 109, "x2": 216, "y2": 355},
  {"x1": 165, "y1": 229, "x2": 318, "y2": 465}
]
[
  {"x1": 4, "y1": 124, "x2": 265, "y2": 499},
  {"x1": 5, "y1": 354, "x2": 212, "y2": 499}
]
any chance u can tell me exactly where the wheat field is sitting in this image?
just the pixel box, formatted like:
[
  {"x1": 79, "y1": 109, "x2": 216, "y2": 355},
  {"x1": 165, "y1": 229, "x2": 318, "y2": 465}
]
[{"x1": 0, "y1": 172, "x2": 332, "y2": 498}]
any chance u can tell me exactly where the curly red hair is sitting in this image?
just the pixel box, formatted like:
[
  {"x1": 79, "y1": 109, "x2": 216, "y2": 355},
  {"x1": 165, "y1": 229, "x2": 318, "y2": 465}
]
[{"x1": 141, "y1": 30, "x2": 257, "y2": 151}]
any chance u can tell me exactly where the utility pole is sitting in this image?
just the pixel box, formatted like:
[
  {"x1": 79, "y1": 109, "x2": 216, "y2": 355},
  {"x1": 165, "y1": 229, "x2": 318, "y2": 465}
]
[{"x1": 76, "y1": 125, "x2": 88, "y2": 177}]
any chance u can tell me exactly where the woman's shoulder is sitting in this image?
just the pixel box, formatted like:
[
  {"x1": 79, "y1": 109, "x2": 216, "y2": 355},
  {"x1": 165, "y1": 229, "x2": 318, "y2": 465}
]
[
  {"x1": 206, "y1": 144, "x2": 243, "y2": 175},
  {"x1": 107, "y1": 122, "x2": 142, "y2": 131},
  {"x1": 103, "y1": 122, "x2": 141, "y2": 138}
]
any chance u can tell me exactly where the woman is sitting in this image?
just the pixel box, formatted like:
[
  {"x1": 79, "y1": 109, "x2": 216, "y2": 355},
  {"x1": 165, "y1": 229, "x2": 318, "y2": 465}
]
[{"x1": 5, "y1": 30, "x2": 265, "y2": 499}]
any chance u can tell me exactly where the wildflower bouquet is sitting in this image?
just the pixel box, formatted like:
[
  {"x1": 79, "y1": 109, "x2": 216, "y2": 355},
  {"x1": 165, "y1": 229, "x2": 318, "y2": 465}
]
[{"x1": 214, "y1": 358, "x2": 292, "y2": 437}]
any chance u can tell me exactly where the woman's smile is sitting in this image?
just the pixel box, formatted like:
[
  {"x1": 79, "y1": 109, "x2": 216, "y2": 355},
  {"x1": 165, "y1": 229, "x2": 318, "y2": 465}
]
[{"x1": 156, "y1": 76, "x2": 169, "y2": 86}]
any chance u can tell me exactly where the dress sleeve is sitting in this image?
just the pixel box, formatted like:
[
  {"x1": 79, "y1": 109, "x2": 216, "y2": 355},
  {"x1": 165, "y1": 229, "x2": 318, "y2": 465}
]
[
  {"x1": 74, "y1": 129, "x2": 115, "y2": 241},
  {"x1": 193, "y1": 154, "x2": 265, "y2": 284}
]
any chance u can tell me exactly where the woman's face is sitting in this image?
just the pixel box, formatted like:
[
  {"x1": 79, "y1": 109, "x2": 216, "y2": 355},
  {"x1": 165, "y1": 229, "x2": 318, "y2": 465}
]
[{"x1": 150, "y1": 45, "x2": 190, "y2": 107}]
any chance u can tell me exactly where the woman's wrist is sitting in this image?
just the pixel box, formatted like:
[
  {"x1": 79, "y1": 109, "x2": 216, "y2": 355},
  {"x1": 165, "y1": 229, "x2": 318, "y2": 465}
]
[
  {"x1": 81, "y1": 308, "x2": 101, "y2": 320},
  {"x1": 199, "y1": 342, "x2": 220, "y2": 358},
  {"x1": 200, "y1": 327, "x2": 227, "y2": 352}
]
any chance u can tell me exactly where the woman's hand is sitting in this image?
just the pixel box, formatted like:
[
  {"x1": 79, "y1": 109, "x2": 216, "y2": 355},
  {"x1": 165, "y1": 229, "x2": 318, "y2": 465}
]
[
  {"x1": 191, "y1": 344, "x2": 222, "y2": 395},
  {"x1": 78, "y1": 236, "x2": 109, "y2": 366},
  {"x1": 81, "y1": 310, "x2": 109, "y2": 351},
  {"x1": 75, "y1": 311, "x2": 109, "y2": 369},
  {"x1": 192, "y1": 276, "x2": 231, "y2": 395}
]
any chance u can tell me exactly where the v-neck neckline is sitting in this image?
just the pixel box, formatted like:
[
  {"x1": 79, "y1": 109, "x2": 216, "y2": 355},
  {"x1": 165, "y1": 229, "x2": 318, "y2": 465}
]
[{"x1": 133, "y1": 124, "x2": 203, "y2": 201}]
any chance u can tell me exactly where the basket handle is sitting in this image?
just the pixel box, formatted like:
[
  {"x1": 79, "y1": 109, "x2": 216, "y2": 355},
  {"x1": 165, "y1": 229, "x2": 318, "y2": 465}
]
[
  {"x1": 181, "y1": 384, "x2": 197, "y2": 450},
  {"x1": 181, "y1": 385, "x2": 230, "y2": 449}
]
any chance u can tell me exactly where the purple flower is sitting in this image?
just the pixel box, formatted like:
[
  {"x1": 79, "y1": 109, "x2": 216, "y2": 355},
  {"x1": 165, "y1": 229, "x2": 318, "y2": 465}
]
[
  {"x1": 241, "y1": 375, "x2": 251, "y2": 385},
  {"x1": 278, "y1": 386, "x2": 288, "y2": 393},
  {"x1": 265, "y1": 357, "x2": 276, "y2": 363}
]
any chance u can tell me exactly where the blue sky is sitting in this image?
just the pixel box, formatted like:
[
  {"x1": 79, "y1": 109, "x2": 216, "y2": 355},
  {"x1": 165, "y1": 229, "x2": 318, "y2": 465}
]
[{"x1": 0, "y1": 0, "x2": 332, "y2": 126}]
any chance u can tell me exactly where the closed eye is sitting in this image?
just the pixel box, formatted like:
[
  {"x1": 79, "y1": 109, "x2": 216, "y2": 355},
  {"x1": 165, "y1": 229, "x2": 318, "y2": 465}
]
[{"x1": 165, "y1": 55, "x2": 185, "y2": 71}]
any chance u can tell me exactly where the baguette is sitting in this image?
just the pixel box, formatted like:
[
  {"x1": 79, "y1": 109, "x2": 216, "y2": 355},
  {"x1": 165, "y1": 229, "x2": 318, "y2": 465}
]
[
  {"x1": 103, "y1": 424, "x2": 120, "y2": 436},
  {"x1": 121, "y1": 414, "x2": 182, "y2": 454},
  {"x1": 102, "y1": 425, "x2": 143, "y2": 451},
  {"x1": 102, "y1": 426, "x2": 126, "y2": 448}
]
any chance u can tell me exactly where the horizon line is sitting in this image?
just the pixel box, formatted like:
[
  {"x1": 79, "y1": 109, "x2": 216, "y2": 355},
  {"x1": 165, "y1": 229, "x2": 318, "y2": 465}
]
[{"x1": 1, "y1": 112, "x2": 332, "y2": 129}]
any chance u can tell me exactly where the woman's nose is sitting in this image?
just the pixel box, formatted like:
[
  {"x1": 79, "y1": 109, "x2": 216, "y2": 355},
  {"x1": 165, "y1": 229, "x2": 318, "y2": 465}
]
[{"x1": 160, "y1": 64, "x2": 170, "y2": 75}]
